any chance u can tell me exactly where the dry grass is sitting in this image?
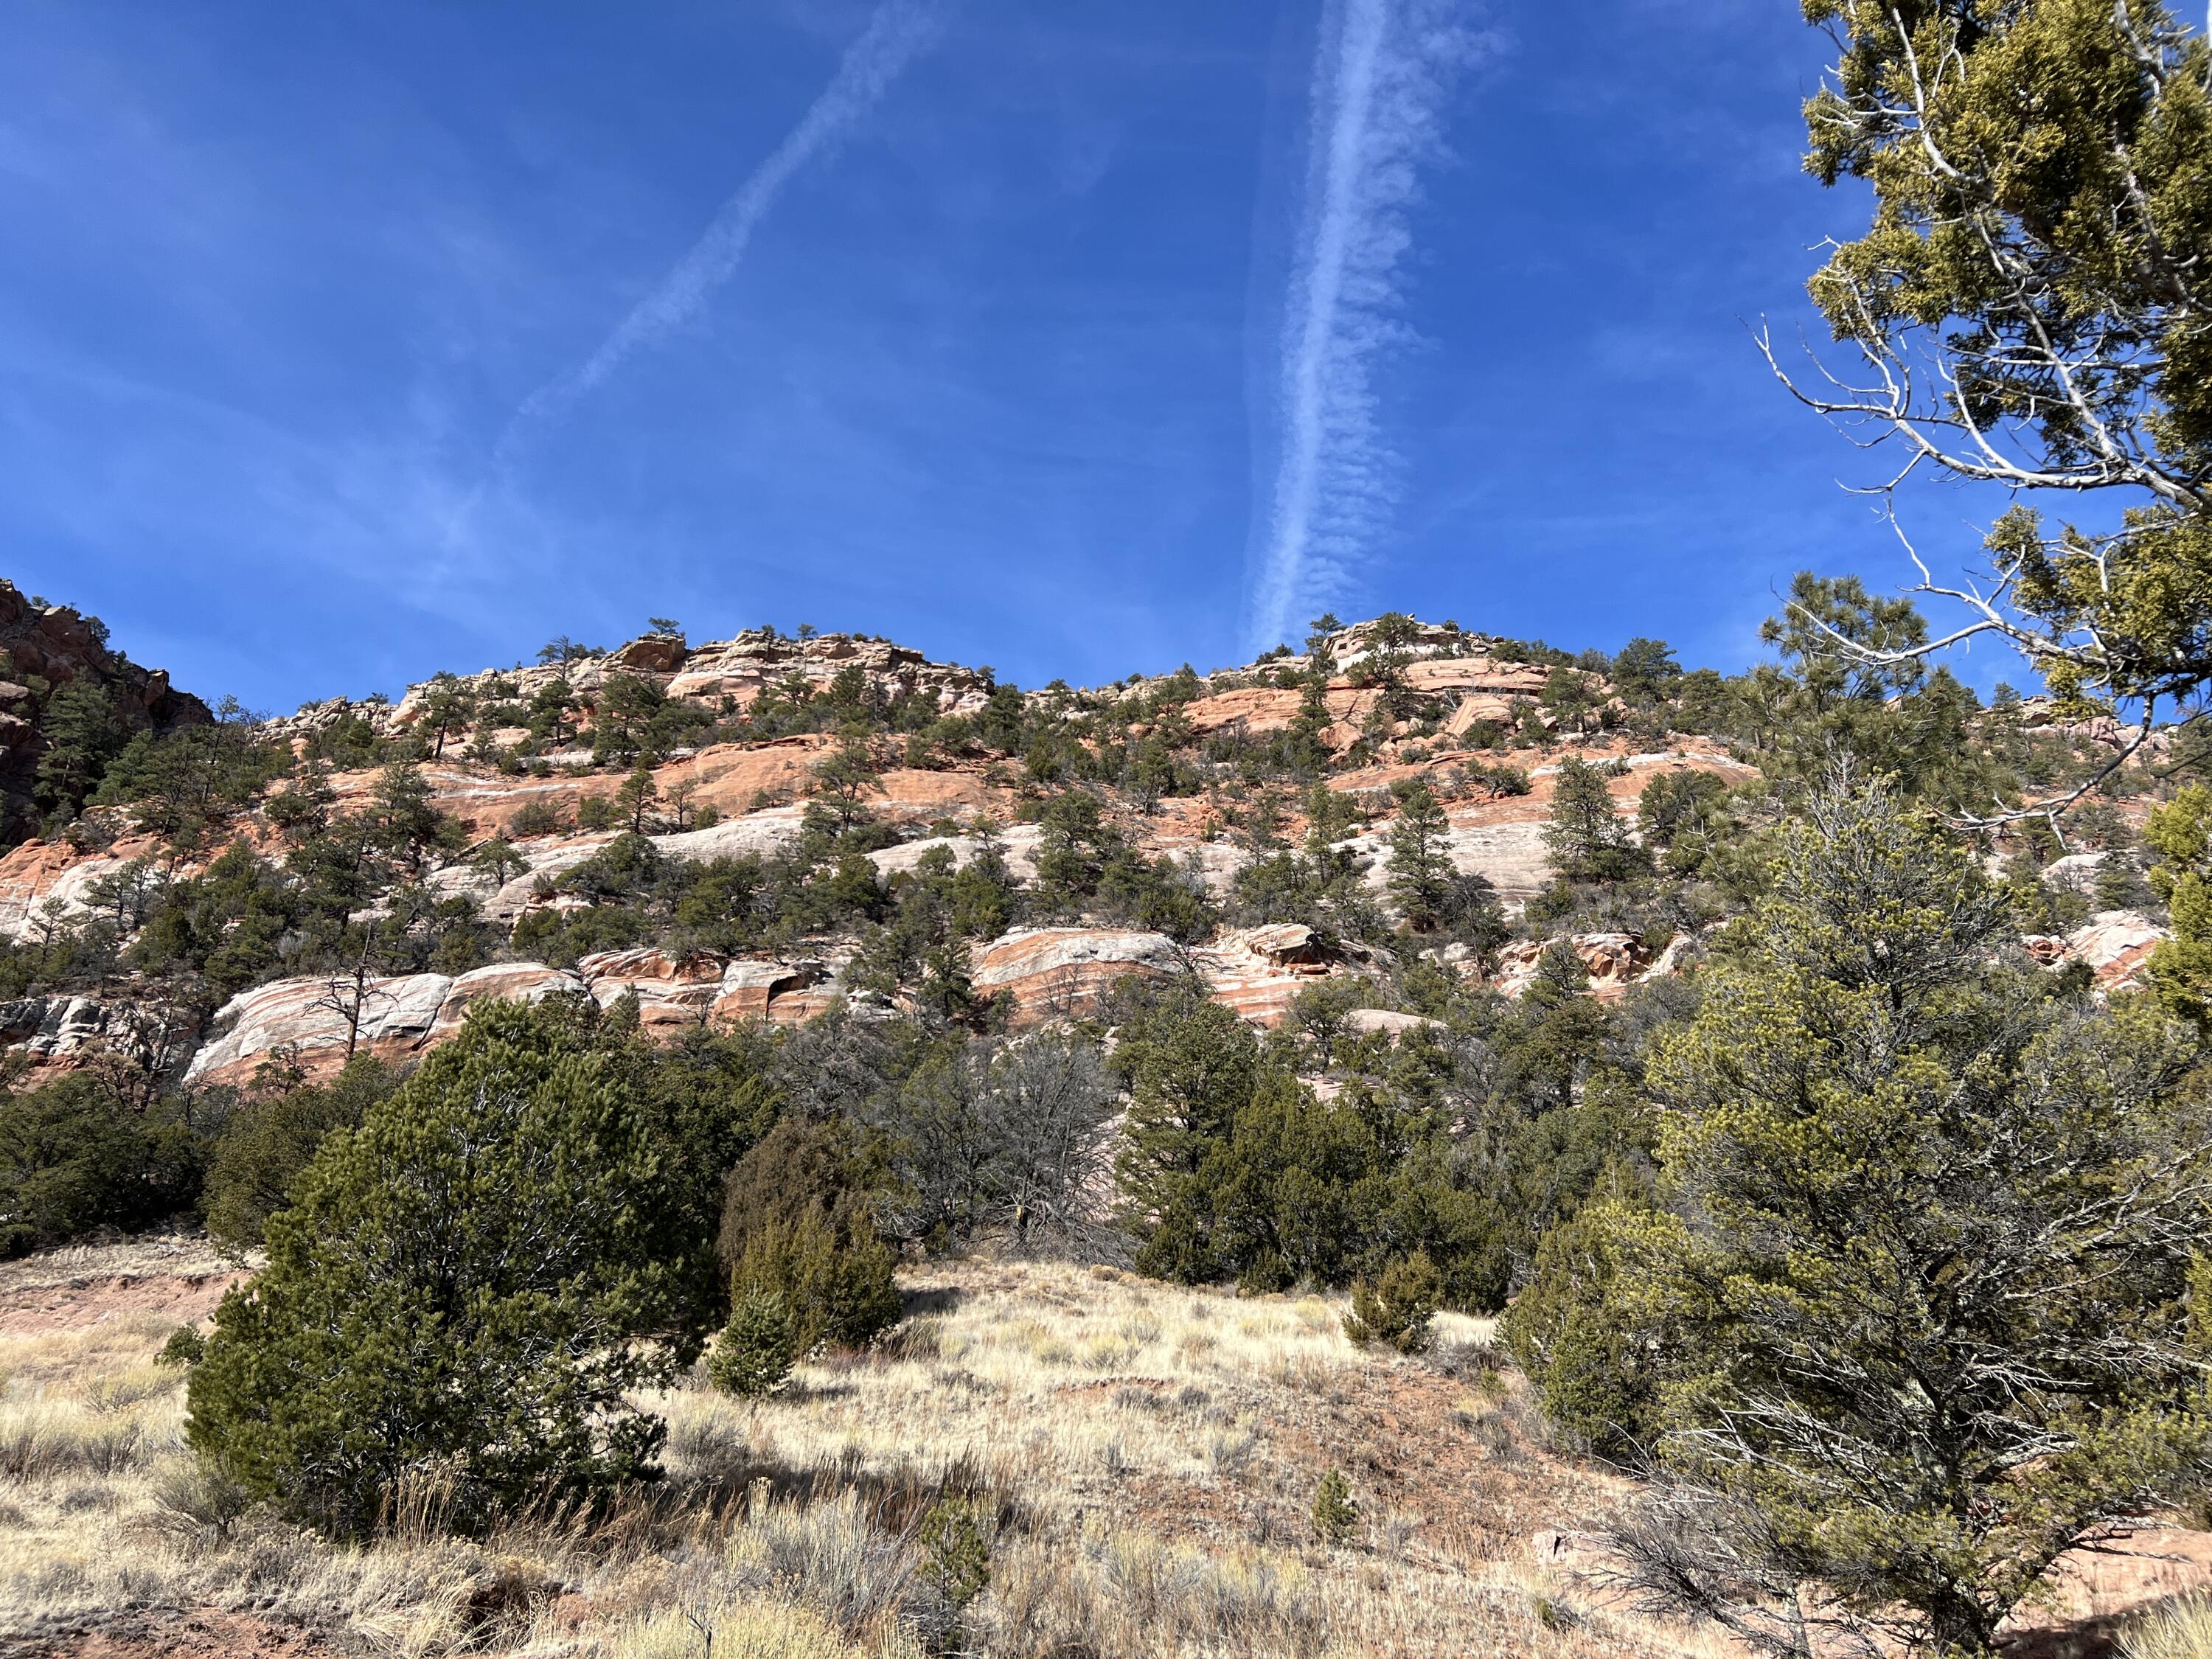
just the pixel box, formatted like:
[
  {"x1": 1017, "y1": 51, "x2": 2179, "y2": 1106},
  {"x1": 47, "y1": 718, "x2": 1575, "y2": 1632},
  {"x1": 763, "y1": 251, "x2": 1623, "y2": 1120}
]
[
  {"x1": 2123, "y1": 1595, "x2": 2212, "y2": 1659},
  {"x1": 0, "y1": 1256, "x2": 1774, "y2": 1657}
]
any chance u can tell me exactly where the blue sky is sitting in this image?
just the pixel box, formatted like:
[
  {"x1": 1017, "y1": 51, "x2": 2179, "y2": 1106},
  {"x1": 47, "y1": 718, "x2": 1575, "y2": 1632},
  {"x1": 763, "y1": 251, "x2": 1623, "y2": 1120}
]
[{"x1": 0, "y1": 0, "x2": 2025, "y2": 712}]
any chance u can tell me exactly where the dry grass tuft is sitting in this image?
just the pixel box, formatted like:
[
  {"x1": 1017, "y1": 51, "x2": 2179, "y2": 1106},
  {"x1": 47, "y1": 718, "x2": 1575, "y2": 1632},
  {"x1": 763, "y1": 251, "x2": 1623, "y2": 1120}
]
[
  {"x1": 0, "y1": 1255, "x2": 1809, "y2": 1657},
  {"x1": 2123, "y1": 1594, "x2": 2212, "y2": 1659}
]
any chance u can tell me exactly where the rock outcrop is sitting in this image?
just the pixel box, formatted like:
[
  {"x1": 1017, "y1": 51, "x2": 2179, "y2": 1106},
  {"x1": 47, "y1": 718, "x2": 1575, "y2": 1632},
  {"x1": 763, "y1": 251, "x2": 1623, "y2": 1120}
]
[
  {"x1": 0, "y1": 581, "x2": 211, "y2": 844},
  {"x1": 185, "y1": 972, "x2": 455, "y2": 1086},
  {"x1": 1489, "y1": 932, "x2": 1677, "y2": 1001},
  {"x1": 2023, "y1": 910, "x2": 2166, "y2": 991},
  {"x1": 972, "y1": 928, "x2": 1189, "y2": 1023},
  {"x1": 265, "y1": 628, "x2": 995, "y2": 756},
  {"x1": 0, "y1": 992, "x2": 201, "y2": 1076},
  {"x1": 181, "y1": 950, "x2": 845, "y2": 1086},
  {"x1": 1194, "y1": 924, "x2": 1347, "y2": 1025}
]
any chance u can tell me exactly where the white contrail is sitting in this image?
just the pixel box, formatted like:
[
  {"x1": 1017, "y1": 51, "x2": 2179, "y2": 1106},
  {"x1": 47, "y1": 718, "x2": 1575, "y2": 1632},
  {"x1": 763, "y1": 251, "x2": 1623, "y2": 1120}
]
[
  {"x1": 1246, "y1": 0, "x2": 1480, "y2": 655},
  {"x1": 495, "y1": 0, "x2": 945, "y2": 463}
]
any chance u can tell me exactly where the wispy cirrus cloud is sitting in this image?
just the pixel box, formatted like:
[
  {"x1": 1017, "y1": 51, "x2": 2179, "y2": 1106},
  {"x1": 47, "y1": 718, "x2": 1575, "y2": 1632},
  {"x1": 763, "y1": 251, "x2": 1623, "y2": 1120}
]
[
  {"x1": 493, "y1": 0, "x2": 949, "y2": 465},
  {"x1": 1245, "y1": 0, "x2": 1486, "y2": 655}
]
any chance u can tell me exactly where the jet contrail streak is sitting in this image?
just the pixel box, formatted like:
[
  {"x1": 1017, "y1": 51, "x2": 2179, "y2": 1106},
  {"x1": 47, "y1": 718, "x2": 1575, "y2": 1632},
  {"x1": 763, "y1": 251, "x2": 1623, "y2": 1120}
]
[
  {"x1": 496, "y1": 0, "x2": 945, "y2": 464},
  {"x1": 1247, "y1": 0, "x2": 1479, "y2": 655}
]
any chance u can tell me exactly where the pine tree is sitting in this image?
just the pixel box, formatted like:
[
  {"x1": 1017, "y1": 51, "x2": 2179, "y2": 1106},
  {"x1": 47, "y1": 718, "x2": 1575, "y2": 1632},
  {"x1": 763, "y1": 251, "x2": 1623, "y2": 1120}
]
[
  {"x1": 810, "y1": 729, "x2": 882, "y2": 834},
  {"x1": 1110, "y1": 989, "x2": 1263, "y2": 1281},
  {"x1": 34, "y1": 679, "x2": 121, "y2": 815},
  {"x1": 616, "y1": 762, "x2": 660, "y2": 833},
  {"x1": 1543, "y1": 756, "x2": 1643, "y2": 881},
  {"x1": 186, "y1": 1000, "x2": 721, "y2": 1536},
  {"x1": 2146, "y1": 785, "x2": 2212, "y2": 1024},
  {"x1": 1512, "y1": 782, "x2": 2212, "y2": 1655},
  {"x1": 1782, "y1": 1, "x2": 2212, "y2": 749},
  {"x1": 1385, "y1": 779, "x2": 1453, "y2": 932}
]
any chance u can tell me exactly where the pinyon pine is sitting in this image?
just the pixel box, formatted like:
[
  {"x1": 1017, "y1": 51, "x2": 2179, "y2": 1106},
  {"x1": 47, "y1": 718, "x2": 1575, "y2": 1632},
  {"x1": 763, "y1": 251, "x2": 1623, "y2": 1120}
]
[
  {"x1": 1509, "y1": 780, "x2": 2212, "y2": 1655},
  {"x1": 187, "y1": 998, "x2": 719, "y2": 1536}
]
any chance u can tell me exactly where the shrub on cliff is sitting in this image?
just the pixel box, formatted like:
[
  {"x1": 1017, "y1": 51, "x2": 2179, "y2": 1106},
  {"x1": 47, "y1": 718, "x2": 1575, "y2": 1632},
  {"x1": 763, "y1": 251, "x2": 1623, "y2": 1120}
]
[{"x1": 186, "y1": 999, "x2": 728, "y2": 1536}]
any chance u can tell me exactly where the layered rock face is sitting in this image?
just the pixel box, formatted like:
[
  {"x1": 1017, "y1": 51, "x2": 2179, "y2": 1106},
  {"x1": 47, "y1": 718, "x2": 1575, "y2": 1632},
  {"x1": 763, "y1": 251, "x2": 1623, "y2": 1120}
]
[
  {"x1": 0, "y1": 990, "x2": 202, "y2": 1077},
  {"x1": 262, "y1": 629, "x2": 994, "y2": 754},
  {"x1": 0, "y1": 581, "x2": 211, "y2": 843},
  {"x1": 0, "y1": 602, "x2": 2176, "y2": 1091},
  {"x1": 182, "y1": 952, "x2": 841, "y2": 1087}
]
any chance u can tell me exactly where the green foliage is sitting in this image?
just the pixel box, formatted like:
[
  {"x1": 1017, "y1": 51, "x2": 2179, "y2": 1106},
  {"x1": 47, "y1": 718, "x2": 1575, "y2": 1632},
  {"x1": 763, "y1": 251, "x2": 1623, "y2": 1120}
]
[
  {"x1": 0, "y1": 1074, "x2": 206, "y2": 1256},
  {"x1": 717, "y1": 1119, "x2": 902, "y2": 1353},
  {"x1": 1111, "y1": 984, "x2": 1262, "y2": 1265},
  {"x1": 591, "y1": 671, "x2": 703, "y2": 765},
  {"x1": 1500, "y1": 1197, "x2": 1678, "y2": 1458},
  {"x1": 1610, "y1": 639, "x2": 1680, "y2": 704},
  {"x1": 2147, "y1": 784, "x2": 2212, "y2": 1023},
  {"x1": 1113, "y1": 984, "x2": 1512, "y2": 1306},
  {"x1": 509, "y1": 799, "x2": 562, "y2": 838},
  {"x1": 811, "y1": 731, "x2": 883, "y2": 833},
  {"x1": 1311, "y1": 1469, "x2": 1357, "y2": 1545},
  {"x1": 1340, "y1": 1249, "x2": 1441, "y2": 1353},
  {"x1": 615, "y1": 763, "x2": 659, "y2": 832},
  {"x1": 851, "y1": 843, "x2": 1016, "y2": 1025},
  {"x1": 201, "y1": 1057, "x2": 400, "y2": 1249},
  {"x1": 1636, "y1": 771, "x2": 1732, "y2": 876},
  {"x1": 1385, "y1": 779, "x2": 1452, "y2": 931},
  {"x1": 35, "y1": 679, "x2": 123, "y2": 817},
  {"x1": 185, "y1": 999, "x2": 728, "y2": 1536},
  {"x1": 1522, "y1": 782, "x2": 2212, "y2": 1652},
  {"x1": 93, "y1": 709, "x2": 287, "y2": 844},
  {"x1": 916, "y1": 1495, "x2": 992, "y2": 1613},
  {"x1": 703, "y1": 1286, "x2": 797, "y2": 1397},
  {"x1": 1795, "y1": 0, "x2": 2212, "y2": 736},
  {"x1": 158, "y1": 1324, "x2": 206, "y2": 1368},
  {"x1": 1543, "y1": 757, "x2": 1644, "y2": 882}
]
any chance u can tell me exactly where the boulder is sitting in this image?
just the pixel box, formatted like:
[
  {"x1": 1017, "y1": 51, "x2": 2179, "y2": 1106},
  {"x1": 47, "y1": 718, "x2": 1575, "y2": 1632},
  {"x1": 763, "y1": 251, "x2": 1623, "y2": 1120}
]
[
  {"x1": 1194, "y1": 924, "x2": 1346, "y2": 1026},
  {"x1": 2062, "y1": 910, "x2": 2165, "y2": 990},
  {"x1": 713, "y1": 958, "x2": 830, "y2": 1022},
  {"x1": 1490, "y1": 933, "x2": 1671, "y2": 1002},
  {"x1": 576, "y1": 947, "x2": 728, "y2": 1029},
  {"x1": 0, "y1": 845, "x2": 154, "y2": 943},
  {"x1": 184, "y1": 971, "x2": 454, "y2": 1086},
  {"x1": 1440, "y1": 695, "x2": 1523, "y2": 737},
  {"x1": 429, "y1": 962, "x2": 588, "y2": 1037},
  {"x1": 1239, "y1": 923, "x2": 1328, "y2": 966},
  {"x1": 608, "y1": 636, "x2": 688, "y2": 673},
  {"x1": 972, "y1": 928, "x2": 1186, "y2": 1023}
]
